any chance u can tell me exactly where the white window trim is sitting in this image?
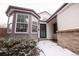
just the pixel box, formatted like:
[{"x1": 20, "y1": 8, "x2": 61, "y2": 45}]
[
  {"x1": 7, "y1": 23, "x2": 12, "y2": 33},
  {"x1": 15, "y1": 13, "x2": 29, "y2": 33},
  {"x1": 7, "y1": 15, "x2": 13, "y2": 33},
  {"x1": 31, "y1": 17, "x2": 38, "y2": 34}
]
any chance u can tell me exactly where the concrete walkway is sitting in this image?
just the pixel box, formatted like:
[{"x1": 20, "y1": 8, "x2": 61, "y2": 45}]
[{"x1": 37, "y1": 40, "x2": 77, "y2": 56}]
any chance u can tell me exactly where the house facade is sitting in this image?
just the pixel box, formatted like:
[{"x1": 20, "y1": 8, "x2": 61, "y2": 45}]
[
  {"x1": 6, "y1": 6, "x2": 51, "y2": 41},
  {"x1": 47, "y1": 3, "x2": 79, "y2": 54},
  {"x1": 6, "y1": 3, "x2": 79, "y2": 54},
  {"x1": 6, "y1": 6, "x2": 40, "y2": 41}
]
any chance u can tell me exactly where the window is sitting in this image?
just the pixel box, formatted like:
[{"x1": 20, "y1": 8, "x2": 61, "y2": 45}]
[
  {"x1": 16, "y1": 13, "x2": 28, "y2": 32},
  {"x1": 32, "y1": 16, "x2": 38, "y2": 32},
  {"x1": 8, "y1": 24, "x2": 12, "y2": 32},
  {"x1": 53, "y1": 22, "x2": 57, "y2": 34},
  {"x1": 32, "y1": 21, "x2": 37, "y2": 32},
  {"x1": 8, "y1": 15, "x2": 13, "y2": 32}
]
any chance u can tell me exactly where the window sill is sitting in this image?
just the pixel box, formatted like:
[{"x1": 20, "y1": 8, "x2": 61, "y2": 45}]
[
  {"x1": 15, "y1": 32, "x2": 28, "y2": 34},
  {"x1": 31, "y1": 32, "x2": 38, "y2": 34}
]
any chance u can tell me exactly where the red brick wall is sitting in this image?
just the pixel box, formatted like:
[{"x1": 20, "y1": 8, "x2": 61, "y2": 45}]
[{"x1": 0, "y1": 28, "x2": 7, "y2": 37}]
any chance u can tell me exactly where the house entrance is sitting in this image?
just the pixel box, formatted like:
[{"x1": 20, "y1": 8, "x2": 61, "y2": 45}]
[{"x1": 40, "y1": 24, "x2": 46, "y2": 38}]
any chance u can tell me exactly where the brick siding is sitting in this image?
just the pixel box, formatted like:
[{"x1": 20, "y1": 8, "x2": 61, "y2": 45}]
[{"x1": 0, "y1": 28, "x2": 7, "y2": 37}]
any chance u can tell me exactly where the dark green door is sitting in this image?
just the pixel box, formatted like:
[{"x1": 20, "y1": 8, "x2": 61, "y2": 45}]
[{"x1": 40, "y1": 24, "x2": 46, "y2": 38}]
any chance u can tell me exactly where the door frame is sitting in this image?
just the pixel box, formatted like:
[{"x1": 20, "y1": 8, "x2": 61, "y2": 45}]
[{"x1": 38, "y1": 21, "x2": 47, "y2": 39}]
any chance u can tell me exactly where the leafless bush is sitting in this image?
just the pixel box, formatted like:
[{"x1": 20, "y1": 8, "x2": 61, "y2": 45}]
[{"x1": 0, "y1": 38, "x2": 39, "y2": 56}]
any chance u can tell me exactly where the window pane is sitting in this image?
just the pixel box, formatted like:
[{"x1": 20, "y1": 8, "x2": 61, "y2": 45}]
[
  {"x1": 17, "y1": 14, "x2": 28, "y2": 23},
  {"x1": 32, "y1": 21, "x2": 37, "y2": 25},
  {"x1": 16, "y1": 23, "x2": 27, "y2": 32},
  {"x1": 17, "y1": 14, "x2": 22, "y2": 22},
  {"x1": 32, "y1": 25, "x2": 37, "y2": 32},
  {"x1": 16, "y1": 14, "x2": 29, "y2": 32},
  {"x1": 32, "y1": 21, "x2": 37, "y2": 32},
  {"x1": 9, "y1": 15, "x2": 13, "y2": 24},
  {"x1": 8, "y1": 24, "x2": 12, "y2": 32}
]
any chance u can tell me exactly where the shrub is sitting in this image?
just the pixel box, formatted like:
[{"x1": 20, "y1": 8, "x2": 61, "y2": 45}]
[{"x1": 0, "y1": 38, "x2": 39, "y2": 56}]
